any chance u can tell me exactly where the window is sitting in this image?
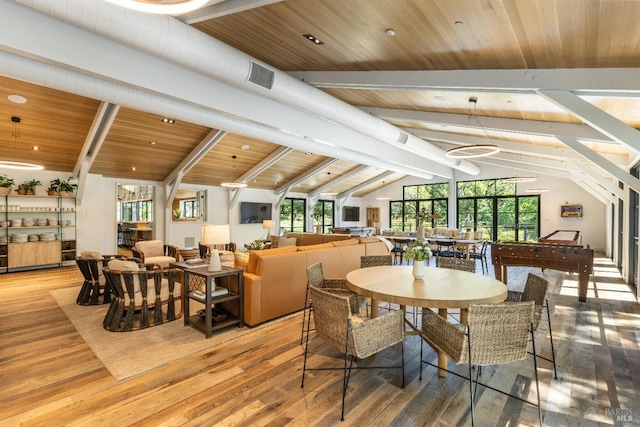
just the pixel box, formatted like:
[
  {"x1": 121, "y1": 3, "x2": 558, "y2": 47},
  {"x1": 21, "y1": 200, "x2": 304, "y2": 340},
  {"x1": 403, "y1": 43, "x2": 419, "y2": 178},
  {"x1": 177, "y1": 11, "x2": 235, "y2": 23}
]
[
  {"x1": 391, "y1": 183, "x2": 449, "y2": 231},
  {"x1": 280, "y1": 198, "x2": 306, "y2": 232},
  {"x1": 313, "y1": 200, "x2": 334, "y2": 233},
  {"x1": 180, "y1": 199, "x2": 198, "y2": 219}
]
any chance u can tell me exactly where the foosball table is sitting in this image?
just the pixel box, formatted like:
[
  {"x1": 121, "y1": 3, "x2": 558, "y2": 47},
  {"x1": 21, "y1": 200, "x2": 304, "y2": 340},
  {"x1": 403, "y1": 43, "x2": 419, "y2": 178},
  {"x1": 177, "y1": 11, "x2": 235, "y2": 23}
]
[{"x1": 491, "y1": 241, "x2": 593, "y2": 302}]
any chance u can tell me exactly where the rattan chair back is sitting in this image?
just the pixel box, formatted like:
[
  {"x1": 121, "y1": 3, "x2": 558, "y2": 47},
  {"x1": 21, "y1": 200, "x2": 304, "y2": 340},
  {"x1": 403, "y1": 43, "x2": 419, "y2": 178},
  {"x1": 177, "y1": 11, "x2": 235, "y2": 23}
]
[
  {"x1": 360, "y1": 255, "x2": 392, "y2": 268},
  {"x1": 437, "y1": 257, "x2": 476, "y2": 273}
]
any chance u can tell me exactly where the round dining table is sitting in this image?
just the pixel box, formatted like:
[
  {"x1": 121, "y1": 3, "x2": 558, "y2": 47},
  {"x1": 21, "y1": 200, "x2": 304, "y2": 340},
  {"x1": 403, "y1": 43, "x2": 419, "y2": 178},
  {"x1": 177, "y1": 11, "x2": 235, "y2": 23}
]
[{"x1": 346, "y1": 265, "x2": 507, "y2": 376}]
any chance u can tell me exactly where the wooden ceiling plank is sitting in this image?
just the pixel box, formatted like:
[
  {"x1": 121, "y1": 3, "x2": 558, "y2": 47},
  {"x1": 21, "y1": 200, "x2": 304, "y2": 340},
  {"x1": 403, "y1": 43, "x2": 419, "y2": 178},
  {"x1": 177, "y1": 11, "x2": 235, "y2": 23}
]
[
  {"x1": 309, "y1": 165, "x2": 370, "y2": 198},
  {"x1": 337, "y1": 170, "x2": 395, "y2": 199},
  {"x1": 275, "y1": 158, "x2": 338, "y2": 195}
]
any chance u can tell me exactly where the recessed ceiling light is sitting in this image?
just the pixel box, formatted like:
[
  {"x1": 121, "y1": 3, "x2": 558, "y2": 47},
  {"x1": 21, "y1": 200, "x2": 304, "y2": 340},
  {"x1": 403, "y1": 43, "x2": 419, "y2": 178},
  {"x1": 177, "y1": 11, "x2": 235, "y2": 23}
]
[
  {"x1": 386, "y1": 29, "x2": 395, "y2": 36},
  {"x1": 161, "y1": 117, "x2": 175, "y2": 124},
  {"x1": 241, "y1": 144, "x2": 250, "y2": 150},
  {"x1": 320, "y1": 192, "x2": 338, "y2": 196},
  {"x1": 103, "y1": 0, "x2": 209, "y2": 15},
  {"x1": 303, "y1": 34, "x2": 324, "y2": 45},
  {"x1": 221, "y1": 182, "x2": 247, "y2": 188},
  {"x1": 150, "y1": 141, "x2": 156, "y2": 145},
  {"x1": 32, "y1": 146, "x2": 39, "y2": 151},
  {"x1": 8, "y1": 94, "x2": 27, "y2": 104},
  {"x1": 131, "y1": 167, "x2": 137, "y2": 171}
]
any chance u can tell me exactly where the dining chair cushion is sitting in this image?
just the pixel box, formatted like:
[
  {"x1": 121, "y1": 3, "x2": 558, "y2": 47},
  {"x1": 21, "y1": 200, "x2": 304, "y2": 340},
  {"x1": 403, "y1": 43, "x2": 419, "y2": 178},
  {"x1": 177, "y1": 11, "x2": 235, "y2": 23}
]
[{"x1": 81, "y1": 250, "x2": 103, "y2": 260}]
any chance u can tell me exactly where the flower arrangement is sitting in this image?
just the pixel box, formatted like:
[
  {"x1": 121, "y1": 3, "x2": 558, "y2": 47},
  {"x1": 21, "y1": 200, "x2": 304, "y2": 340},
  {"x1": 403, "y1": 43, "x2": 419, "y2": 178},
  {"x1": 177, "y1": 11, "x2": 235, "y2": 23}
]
[
  {"x1": 244, "y1": 239, "x2": 266, "y2": 251},
  {"x1": 414, "y1": 207, "x2": 430, "y2": 226},
  {"x1": 403, "y1": 240, "x2": 432, "y2": 261}
]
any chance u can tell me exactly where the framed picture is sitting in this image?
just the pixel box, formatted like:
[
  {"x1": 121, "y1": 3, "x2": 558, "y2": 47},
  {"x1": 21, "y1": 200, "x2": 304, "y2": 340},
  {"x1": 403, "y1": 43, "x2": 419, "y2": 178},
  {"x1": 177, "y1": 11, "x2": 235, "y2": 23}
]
[{"x1": 561, "y1": 205, "x2": 583, "y2": 217}]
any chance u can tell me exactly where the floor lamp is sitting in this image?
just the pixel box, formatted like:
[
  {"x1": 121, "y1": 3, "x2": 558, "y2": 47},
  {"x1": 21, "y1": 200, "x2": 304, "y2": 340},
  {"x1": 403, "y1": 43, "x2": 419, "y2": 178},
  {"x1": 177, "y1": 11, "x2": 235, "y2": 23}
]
[{"x1": 201, "y1": 224, "x2": 230, "y2": 272}]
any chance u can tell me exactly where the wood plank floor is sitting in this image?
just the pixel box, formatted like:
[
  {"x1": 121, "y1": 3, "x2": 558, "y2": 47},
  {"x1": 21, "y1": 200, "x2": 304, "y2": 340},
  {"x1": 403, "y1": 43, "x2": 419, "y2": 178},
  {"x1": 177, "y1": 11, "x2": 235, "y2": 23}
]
[{"x1": 0, "y1": 253, "x2": 638, "y2": 426}]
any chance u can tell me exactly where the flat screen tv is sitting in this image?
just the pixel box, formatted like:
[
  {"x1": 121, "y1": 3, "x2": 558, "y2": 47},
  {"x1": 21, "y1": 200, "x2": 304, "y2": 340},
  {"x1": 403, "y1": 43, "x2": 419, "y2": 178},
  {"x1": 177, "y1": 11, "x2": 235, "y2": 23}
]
[
  {"x1": 240, "y1": 202, "x2": 272, "y2": 224},
  {"x1": 343, "y1": 206, "x2": 360, "y2": 222},
  {"x1": 561, "y1": 204, "x2": 583, "y2": 217}
]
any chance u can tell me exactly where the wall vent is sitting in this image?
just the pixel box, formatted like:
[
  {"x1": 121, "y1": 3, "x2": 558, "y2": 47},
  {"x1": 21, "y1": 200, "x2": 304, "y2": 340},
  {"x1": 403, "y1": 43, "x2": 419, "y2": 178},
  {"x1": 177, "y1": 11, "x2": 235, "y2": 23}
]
[
  {"x1": 396, "y1": 131, "x2": 408, "y2": 145},
  {"x1": 248, "y1": 61, "x2": 275, "y2": 89}
]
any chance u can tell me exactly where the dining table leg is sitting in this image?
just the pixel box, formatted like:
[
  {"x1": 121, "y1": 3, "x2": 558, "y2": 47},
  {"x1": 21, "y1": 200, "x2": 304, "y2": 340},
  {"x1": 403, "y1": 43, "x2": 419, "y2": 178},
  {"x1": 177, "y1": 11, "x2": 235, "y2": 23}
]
[
  {"x1": 437, "y1": 308, "x2": 448, "y2": 377},
  {"x1": 370, "y1": 298, "x2": 379, "y2": 318}
]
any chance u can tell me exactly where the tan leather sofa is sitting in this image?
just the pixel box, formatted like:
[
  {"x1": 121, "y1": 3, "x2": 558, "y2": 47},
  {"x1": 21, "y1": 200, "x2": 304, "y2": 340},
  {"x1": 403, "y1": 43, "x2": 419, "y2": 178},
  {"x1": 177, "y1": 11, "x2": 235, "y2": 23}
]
[{"x1": 241, "y1": 236, "x2": 389, "y2": 327}]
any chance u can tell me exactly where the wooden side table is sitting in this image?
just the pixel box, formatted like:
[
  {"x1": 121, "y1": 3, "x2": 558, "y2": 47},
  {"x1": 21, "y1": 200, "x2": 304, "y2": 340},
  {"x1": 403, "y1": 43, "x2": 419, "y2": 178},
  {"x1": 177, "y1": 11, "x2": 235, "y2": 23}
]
[{"x1": 170, "y1": 262, "x2": 244, "y2": 338}]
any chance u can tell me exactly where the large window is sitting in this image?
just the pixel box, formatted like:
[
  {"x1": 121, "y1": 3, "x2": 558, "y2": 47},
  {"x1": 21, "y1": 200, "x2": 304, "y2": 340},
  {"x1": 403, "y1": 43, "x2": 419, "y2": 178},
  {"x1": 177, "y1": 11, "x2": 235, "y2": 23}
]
[
  {"x1": 457, "y1": 179, "x2": 539, "y2": 242},
  {"x1": 280, "y1": 198, "x2": 306, "y2": 232},
  {"x1": 390, "y1": 183, "x2": 448, "y2": 231},
  {"x1": 313, "y1": 200, "x2": 334, "y2": 233}
]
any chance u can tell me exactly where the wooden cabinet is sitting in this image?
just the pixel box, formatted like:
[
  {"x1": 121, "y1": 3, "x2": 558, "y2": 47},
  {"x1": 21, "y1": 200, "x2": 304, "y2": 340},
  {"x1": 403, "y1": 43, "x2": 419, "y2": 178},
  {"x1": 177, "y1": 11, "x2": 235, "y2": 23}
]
[
  {"x1": 0, "y1": 195, "x2": 76, "y2": 273},
  {"x1": 366, "y1": 207, "x2": 380, "y2": 227}
]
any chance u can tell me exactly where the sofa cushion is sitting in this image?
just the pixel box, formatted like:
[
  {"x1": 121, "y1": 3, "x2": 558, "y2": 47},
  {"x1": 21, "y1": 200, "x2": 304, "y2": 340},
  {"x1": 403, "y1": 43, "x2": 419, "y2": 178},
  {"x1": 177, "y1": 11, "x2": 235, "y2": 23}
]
[
  {"x1": 297, "y1": 243, "x2": 334, "y2": 251},
  {"x1": 107, "y1": 259, "x2": 140, "y2": 271},
  {"x1": 135, "y1": 240, "x2": 164, "y2": 257},
  {"x1": 81, "y1": 250, "x2": 103, "y2": 260},
  {"x1": 331, "y1": 238, "x2": 359, "y2": 247},
  {"x1": 356, "y1": 237, "x2": 379, "y2": 244},
  {"x1": 247, "y1": 245, "x2": 298, "y2": 273}
]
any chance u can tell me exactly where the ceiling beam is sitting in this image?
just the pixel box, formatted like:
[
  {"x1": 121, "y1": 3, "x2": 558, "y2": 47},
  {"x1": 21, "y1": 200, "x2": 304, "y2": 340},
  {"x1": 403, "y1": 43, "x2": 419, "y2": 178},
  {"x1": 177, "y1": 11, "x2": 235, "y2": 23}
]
[
  {"x1": 289, "y1": 68, "x2": 640, "y2": 94},
  {"x1": 566, "y1": 159, "x2": 622, "y2": 199},
  {"x1": 309, "y1": 165, "x2": 370, "y2": 198},
  {"x1": 337, "y1": 171, "x2": 395, "y2": 199},
  {"x1": 554, "y1": 135, "x2": 640, "y2": 194},
  {"x1": 164, "y1": 129, "x2": 228, "y2": 203},
  {"x1": 236, "y1": 146, "x2": 294, "y2": 185},
  {"x1": 365, "y1": 107, "x2": 613, "y2": 144},
  {"x1": 73, "y1": 102, "x2": 119, "y2": 203},
  {"x1": 536, "y1": 89, "x2": 640, "y2": 155},
  {"x1": 275, "y1": 158, "x2": 339, "y2": 195},
  {"x1": 179, "y1": 0, "x2": 283, "y2": 24}
]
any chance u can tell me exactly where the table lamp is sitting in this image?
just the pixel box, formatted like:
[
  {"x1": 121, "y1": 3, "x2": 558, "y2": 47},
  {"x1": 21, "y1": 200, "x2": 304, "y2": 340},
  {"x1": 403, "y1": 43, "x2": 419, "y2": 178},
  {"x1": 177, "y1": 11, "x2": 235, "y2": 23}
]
[
  {"x1": 201, "y1": 224, "x2": 230, "y2": 271},
  {"x1": 262, "y1": 219, "x2": 274, "y2": 241}
]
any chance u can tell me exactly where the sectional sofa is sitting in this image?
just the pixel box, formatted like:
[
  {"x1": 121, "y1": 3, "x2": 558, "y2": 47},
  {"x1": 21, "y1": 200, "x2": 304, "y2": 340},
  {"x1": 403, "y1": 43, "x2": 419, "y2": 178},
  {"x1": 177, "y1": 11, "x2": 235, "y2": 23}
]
[{"x1": 238, "y1": 234, "x2": 389, "y2": 326}]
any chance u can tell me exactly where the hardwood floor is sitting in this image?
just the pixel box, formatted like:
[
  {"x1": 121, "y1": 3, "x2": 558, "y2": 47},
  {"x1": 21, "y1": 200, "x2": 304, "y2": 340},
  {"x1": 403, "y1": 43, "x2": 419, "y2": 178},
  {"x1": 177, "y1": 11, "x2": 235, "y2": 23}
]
[{"x1": 1, "y1": 254, "x2": 638, "y2": 426}]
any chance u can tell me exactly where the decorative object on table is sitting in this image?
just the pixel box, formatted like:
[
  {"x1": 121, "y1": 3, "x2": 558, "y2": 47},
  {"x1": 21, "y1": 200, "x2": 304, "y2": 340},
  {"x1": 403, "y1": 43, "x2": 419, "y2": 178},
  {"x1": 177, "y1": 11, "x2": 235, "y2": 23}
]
[
  {"x1": 244, "y1": 238, "x2": 266, "y2": 251},
  {"x1": 0, "y1": 174, "x2": 14, "y2": 196},
  {"x1": 17, "y1": 179, "x2": 41, "y2": 195},
  {"x1": 404, "y1": 239, "x2": 432, "y2": 280},
  {"x1": 262, "y1": 219, "x2": 274, "y2": 241},
  {"x1": 201, "y1": 224, "x2": 231, "y2": 272},
  {"x1": 414, "y1": 207, "x2": 429, "y2": 240},
  {"x1": 172, "y1": 208, "x2": 182, "y2": 220}
]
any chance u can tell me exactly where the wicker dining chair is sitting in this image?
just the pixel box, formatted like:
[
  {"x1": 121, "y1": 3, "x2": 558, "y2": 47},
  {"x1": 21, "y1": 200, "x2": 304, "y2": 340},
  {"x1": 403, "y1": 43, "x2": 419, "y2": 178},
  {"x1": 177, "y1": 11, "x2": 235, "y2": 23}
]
[
  {"x1": 419, "y1": 301, "x2": 542, "y2": 426},
  {"x1": 507, "y1": 273, "x2": 557, "y2": 379},
  {"x1": 301, "y1": 285, "x2": 405, "y2": 421},
  {"x1": 437, "y1": 256, "x2": 477, "y2": 273},
  {"x1": 300, "y1": 263, "x2": 360, "y2": 345},
  {"x1": 360, "y1": 255, "x2": 392, "y2": 315}
]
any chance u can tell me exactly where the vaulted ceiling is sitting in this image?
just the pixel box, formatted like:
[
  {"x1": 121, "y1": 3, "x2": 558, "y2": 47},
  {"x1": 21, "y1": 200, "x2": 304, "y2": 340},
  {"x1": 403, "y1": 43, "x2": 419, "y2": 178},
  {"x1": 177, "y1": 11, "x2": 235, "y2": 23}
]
[{"x1": 1, "y1": 0, "x2": 640, "y2": 205}]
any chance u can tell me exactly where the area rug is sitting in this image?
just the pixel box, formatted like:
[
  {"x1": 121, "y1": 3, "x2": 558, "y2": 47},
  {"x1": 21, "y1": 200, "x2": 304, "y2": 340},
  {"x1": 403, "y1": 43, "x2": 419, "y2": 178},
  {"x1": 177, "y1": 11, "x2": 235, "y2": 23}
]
[{"x1": 50, "y1": 287, "x2": 299, "y2": 381}]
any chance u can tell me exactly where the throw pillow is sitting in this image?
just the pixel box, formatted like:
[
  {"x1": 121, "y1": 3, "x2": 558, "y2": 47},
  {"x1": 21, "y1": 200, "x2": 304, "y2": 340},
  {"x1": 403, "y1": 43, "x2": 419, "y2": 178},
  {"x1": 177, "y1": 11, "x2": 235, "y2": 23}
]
[
  {"x1": 234, "y1": 251, "x2": 250, "y2": 270},
  {"x1": 276, "y1": 236, "x2": 297, "y2": 248}
]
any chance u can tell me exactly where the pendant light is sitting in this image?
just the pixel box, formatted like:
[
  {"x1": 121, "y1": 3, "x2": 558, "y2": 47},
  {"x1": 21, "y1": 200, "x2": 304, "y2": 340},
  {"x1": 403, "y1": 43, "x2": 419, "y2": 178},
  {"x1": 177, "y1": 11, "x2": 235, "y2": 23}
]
[
  {"x1": 446, "y1": 97, "x2": 500, "y2": 159},
  {"x1": 0, "y1": 117, "x2": 44, "y2": 171}
]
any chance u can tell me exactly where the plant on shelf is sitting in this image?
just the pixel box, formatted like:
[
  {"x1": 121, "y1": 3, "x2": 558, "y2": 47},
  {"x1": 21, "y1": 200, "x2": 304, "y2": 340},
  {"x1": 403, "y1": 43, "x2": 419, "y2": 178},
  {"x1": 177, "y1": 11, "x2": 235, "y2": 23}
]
[
  {"x1": 403, "y1": 240, "x2": 432, "y2": 262},
  {"x1": 244, "y1": 239, "x2": 265, "y2": 251},
  {"x1": 173, "y1": 208, "x2": 182, "y2": 220},
  {"x1": 0, "y1": 174, "x2": 14, "y2": 196},
  {"x1": 17, "y1": 179, "x2": 41, "y2": 195},
  {"x1": 58, "y1": 176, "x2": 78, "y2": 196}
]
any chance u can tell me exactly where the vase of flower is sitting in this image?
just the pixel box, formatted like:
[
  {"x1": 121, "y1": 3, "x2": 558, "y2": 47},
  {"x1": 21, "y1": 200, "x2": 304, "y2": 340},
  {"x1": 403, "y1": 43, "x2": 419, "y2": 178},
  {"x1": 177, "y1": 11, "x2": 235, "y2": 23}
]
[
  {"x1": 404, "y1": 239, "x2": 432, "y2": 280},
  {"x1": 412, "y1": 260, "x2": 426, "y2": 280},
  {"x1": 416, "y1": 225, "x2": 425, "y2": 240}
]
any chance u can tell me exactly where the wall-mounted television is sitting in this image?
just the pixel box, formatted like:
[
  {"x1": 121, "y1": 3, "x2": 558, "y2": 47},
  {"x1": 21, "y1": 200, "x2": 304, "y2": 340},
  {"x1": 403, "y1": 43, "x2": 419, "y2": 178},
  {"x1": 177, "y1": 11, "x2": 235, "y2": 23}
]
[
  {"x1": 240, "y1": 202, "x2": 272, "y2": 224},
  {"x1": 343, "y1": 206, "x2": 360, "y2": 222},
  {"x1": 561, "y1": 204, "x2": 583, "y2": 217}
]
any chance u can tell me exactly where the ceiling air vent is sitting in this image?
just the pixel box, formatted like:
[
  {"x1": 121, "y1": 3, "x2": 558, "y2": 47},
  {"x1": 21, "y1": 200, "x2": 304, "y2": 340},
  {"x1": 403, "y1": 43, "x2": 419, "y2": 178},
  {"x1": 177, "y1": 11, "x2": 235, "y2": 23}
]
[
  {"x1": 396, "y1": 131, "x2": 408, "y2": 145},
  {"x1": 247, "y1": 61, "x2": 275, "y2": 89}
]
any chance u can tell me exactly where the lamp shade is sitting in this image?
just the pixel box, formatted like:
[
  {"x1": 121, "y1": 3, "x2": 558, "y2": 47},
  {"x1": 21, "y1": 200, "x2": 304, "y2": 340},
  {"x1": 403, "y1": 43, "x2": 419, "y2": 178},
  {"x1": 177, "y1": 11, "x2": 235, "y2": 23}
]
[
  {"x1": 201, "y1": 224, "x2": 230, "y2": 246},
  {"x1": 262, "y1": 220, "x2": 274, "y2": 230}
]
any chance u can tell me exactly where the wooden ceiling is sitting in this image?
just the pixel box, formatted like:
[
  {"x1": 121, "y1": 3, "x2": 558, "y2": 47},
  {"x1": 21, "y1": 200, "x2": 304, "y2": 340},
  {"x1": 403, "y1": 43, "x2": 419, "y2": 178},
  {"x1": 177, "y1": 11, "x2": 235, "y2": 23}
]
[{"x1": 2, "y1": 0, "x2": 640, "y2": 200}]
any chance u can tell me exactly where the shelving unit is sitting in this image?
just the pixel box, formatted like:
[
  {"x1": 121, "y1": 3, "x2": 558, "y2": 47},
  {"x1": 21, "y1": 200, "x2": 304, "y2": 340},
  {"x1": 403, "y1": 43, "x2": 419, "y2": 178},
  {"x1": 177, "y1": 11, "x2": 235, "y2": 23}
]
[{"x1": 0, "y1": 195, "x2": 77, "y2": 273}]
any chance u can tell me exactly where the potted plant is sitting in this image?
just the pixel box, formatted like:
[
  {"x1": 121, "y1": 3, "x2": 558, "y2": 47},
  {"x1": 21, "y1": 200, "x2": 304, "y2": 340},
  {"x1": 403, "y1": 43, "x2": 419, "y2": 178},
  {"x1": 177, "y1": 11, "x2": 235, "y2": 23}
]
[
  {"x1": 57, "y1": 177, "x2": 77, "y2": 196},
  {"x1": 47, "y1": 178, "x2": 63, "y2": 196},
  {"x1": 173, "y1": 208, "x2": 182, "y2": 220},
  {"x1": 0, "y1": 174, "x2": 14, "y2": 196},
  {"x1": 404, "y1": 240, "x2": 433, "y2": 279},
  {"x1": 17, "y1": 179, "x2": 41, "y2": 195}
]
